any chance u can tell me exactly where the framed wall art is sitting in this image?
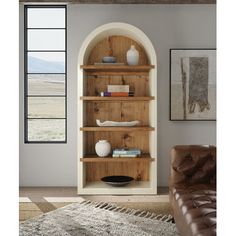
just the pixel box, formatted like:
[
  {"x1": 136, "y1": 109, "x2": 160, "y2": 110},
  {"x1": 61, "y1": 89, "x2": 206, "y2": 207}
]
[{"x1": 170, "y1": 49, "x2": 216, "y2": 121}]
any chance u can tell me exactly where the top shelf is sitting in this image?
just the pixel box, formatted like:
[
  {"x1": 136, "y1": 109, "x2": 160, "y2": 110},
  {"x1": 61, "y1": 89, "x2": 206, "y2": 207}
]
[{"x1": 80, "y1": 65, "x2": 155, "y2": 72}]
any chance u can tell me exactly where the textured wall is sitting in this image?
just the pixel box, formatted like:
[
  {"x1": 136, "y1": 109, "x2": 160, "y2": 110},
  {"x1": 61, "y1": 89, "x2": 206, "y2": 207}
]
[{"x1": 19, "y1": 4, "x2": 216, "y2": 187}]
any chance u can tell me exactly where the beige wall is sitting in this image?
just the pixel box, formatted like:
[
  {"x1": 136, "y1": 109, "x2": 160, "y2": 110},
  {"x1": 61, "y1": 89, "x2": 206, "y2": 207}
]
[{"x1": 19, "y1": 4, "x2": 216, "y2": 187}]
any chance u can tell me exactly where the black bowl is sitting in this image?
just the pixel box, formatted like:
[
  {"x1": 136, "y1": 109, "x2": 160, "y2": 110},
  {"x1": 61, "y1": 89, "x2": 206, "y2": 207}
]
[{"x1": 101, "y1": 175, "x2": 134, "y2": 187}]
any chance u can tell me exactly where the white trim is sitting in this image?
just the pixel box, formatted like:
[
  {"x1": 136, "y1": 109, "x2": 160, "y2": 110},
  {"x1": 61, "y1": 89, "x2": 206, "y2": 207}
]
[
  {"x1": 78, "y1": 22, "x2": 157, "y2": 65},
  {"x1": 77, "y1": 22, "x2": 157, "y2": 195}
]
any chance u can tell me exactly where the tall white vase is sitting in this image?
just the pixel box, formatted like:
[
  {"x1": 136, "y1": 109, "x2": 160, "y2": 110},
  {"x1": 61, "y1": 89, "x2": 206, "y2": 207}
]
[
  {"x1": 95, "y1": 140, "x2": 111, "y2": 157},
  {"x1": 127, "y1": 45, "x2": 139, "y2": 65}
]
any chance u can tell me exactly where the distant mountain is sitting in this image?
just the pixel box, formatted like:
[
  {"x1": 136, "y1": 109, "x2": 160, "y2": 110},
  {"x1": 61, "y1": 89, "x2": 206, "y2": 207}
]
[{"x1": 28, "y1": 56, "x2": 65, "y2": 73}]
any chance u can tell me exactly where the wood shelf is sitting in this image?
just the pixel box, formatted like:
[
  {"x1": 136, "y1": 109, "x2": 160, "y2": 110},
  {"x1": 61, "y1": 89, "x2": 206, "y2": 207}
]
[
  {"x1": 80, "y1": 96, "x2": 155, "y2": 101},
  {"x1": 80, "y1": 65, "x2": 154, "y2": 72},
  {"x1": 84, "y1": 181, "x2": 151, "y2": 189},
  {"x1": 80, "y1": 155, "x2": 155, "y2": 162},
  {"x1": 78, "y1": 34, "x2": 157, "y2": 195},
  {"x1": 80, "y1": 126, "x2": 155, "y2": 132}
]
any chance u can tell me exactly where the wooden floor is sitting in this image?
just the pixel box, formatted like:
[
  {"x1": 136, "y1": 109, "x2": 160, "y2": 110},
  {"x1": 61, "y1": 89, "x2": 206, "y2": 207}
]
[
  {"x1": 19, "y1": 187, "x2": 170, "y2": 222},
  {"x1": 19, "y1": 187, "x2": 169, "y2": 203}
]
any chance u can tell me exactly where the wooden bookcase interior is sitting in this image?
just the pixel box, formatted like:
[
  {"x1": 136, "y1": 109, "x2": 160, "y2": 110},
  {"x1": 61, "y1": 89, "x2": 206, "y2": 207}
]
[{"x1": 78, "y1": 35, "x2": 157, "y2": 194}]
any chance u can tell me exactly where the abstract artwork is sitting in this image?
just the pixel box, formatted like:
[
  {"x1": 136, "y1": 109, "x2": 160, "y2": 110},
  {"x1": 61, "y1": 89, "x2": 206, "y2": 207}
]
[{"x1": 170, "y1": 49, "x2": 216, "y2": 120}]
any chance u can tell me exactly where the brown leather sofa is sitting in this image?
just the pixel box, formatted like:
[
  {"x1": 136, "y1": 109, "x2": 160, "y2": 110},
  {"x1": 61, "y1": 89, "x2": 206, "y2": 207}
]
[{"x1": 169, "y1": 145, "x2": 216, "y2": 236}]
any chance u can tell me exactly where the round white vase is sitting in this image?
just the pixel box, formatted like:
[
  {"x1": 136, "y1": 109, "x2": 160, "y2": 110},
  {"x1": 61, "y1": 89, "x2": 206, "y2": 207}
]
[
  {"x1": 126, "y1": 45, "x2": 139, "y2": 65},
  {"x1": 95, "y1": 140, "x2": 111, "y2": 157}
]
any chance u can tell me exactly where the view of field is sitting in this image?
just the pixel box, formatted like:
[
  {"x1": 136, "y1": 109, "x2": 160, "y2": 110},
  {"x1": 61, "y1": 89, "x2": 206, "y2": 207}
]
[
  {"x1": 28, "y1": 119, "x2": 65, "y2": 142},
  {"x1": 27, "y1": 57, "x2": 66, "y2": 141}
]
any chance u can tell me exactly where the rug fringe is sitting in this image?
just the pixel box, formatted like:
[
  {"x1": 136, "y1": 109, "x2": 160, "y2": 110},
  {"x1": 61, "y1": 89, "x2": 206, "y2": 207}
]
[{"x1": 80, "y1": 200, "x2": 174, "y2": 223}]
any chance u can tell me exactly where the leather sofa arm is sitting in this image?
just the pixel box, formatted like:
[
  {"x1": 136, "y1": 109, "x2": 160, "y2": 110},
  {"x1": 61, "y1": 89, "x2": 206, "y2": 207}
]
[{"x1": 169, "y1": 145, "x2": 216, "y2": 188}]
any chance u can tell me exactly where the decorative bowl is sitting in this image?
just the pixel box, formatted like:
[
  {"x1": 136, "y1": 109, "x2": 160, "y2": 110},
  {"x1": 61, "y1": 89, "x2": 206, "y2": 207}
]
[
  {"x1": 102, "y1": 56, "x2": 116, "y2": 63},
  {"x1": 96, "y1": 119, "x2": 140, "y2": 127},
  {"x1": 101, "y1": 175, "x2": 134, "y2": 187}
]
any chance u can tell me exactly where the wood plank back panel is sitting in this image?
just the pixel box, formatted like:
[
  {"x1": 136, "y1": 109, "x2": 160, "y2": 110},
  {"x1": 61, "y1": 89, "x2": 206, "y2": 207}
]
[
  {"x1": 86, "y1": 162, "x2": 150, "y2": 181},
  {"x1": 87, "y1": 35, "x2": 149, "y2": 65},
  {"x1": 84, "y1": 131, "x2": 149, "y2": 154},
  {"x1": 80, "y1": 35, "x2": 153, "y2": 188},
  {"x1": 86, "y1": 74, "x2": 149, "y2": 96},
  {"x1": 85, "y1": 101, "x2": 149, "y2": 126}
]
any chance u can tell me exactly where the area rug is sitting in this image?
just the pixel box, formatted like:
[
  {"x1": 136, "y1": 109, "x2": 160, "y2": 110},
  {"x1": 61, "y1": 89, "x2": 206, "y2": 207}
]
[
  {"x1": 20, "y1": 200, "x2": 179, "y2": 236},
  {"x1": 19, "y1": 202, "x2": 171, "y2": 222}
]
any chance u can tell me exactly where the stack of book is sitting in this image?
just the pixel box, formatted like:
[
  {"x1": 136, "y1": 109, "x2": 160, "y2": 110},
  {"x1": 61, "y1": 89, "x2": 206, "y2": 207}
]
[
  {"x1": 101, "y1": 85, "x2": 134, "y2": 97},
  {"x1": 94, "y1": 62, "x2": 125, "y2": 66},
  {"x1": 112, "y1": 148, "x2": 141, "y2": 158}
]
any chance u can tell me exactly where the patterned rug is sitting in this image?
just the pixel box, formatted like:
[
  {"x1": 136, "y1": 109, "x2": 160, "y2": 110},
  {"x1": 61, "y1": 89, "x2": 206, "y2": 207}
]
[{"x1": 20, "y1": 201, "x2": 179, "y2": 236}]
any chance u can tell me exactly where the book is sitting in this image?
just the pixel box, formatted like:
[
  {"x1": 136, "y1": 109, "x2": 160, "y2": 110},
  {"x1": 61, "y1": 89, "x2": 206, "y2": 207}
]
[
  {"x1": 112, "y1": 154, "x2": 138, "y2": 158},
  {"x1": 107, "y1": 85, "x2": 129, "y2": 93},
  {"x1": 113, "y1": 148, "x2": 141, "y2": 153},
  {"x1": 113, "y1": 152, "x2": 141, "y2": 156},
  {"x1": 113, "y1": 150, "x2": 141, "y2": 154},
  {"x1": 101, "y1": 92, "x2": 134, "y2": 97},
  {"x1": 113, "y1": 148, "x2": 141, "y2": 156},
  {"x1": 94, "y1": 62, "x2": 125, "y2": 66}
]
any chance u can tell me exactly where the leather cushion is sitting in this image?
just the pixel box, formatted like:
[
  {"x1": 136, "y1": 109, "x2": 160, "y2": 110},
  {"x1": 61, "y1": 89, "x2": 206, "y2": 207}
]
[
  {"x1": 170, "y1": 145, "x2": 216, "y2": 187},
  {"x1": 171, "y1": 184, "x2": 216, "y2": 236}
]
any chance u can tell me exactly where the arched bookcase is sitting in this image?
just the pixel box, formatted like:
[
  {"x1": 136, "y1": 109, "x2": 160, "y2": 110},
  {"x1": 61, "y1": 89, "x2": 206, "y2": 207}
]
[{"x1": 77, "y1": 23, "x2": 157, "y2": 194}]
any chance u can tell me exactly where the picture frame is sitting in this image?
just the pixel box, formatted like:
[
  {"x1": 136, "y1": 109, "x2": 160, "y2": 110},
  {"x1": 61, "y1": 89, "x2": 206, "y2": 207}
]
[{"x1": 170, "y1": 48, "x2": 216, "y2": 121}]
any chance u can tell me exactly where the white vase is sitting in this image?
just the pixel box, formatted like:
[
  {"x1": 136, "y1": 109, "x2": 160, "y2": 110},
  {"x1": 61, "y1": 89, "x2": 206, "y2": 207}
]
[
  {"x1": 127, "y1": 45, "x2": 139, "y2": 65},
  {"x1": 95, "y1": 140, "x2": 111, "y2": 157}
]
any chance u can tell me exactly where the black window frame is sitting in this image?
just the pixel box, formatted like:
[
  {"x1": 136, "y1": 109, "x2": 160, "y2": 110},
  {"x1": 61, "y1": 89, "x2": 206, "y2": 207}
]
[{"x1": 24, "y1": 5, "x2": 67, "y2": 143}]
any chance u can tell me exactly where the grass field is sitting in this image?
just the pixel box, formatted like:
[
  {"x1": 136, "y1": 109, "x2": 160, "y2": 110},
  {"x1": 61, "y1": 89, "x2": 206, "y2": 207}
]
[{"x1": 27, "y1": 75, "x2": 66, "y2": 141}]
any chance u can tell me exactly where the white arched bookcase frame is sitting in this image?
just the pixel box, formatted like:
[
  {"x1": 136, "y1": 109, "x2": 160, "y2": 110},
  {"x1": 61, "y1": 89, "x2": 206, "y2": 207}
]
[{"x1": 77, "y1": 22, "x2": 157, "y2": 194}]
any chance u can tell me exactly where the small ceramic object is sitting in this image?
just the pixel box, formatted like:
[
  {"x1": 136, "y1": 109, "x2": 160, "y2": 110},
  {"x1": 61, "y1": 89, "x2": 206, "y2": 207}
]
[
  {"x1": 95, "y1": 140, "x2": 111, "y2": 157},
  {"x1": 102, "y1": 56, "x2": 116, "y2": 63},
  {"x1": 96, "y1": 119, "x2": 140, "y2": 127},
  {"x1": 126, "y1": 45, "x2": 139, "y2": 65}
]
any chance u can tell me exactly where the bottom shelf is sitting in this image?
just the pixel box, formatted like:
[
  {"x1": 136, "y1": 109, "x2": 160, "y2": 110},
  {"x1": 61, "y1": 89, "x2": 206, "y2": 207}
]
[
  {"x1": 78, "y1": 181, "x2": 157, "y2": 195},
  {"x1": 86, "y1": 180, "x2": 150, "y2": 188}
]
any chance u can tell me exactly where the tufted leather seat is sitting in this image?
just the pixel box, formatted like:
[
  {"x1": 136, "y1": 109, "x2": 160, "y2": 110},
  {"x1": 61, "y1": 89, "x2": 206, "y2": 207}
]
[{"x1": 169, "y1": 145, "x2": 216, "y2": 236}]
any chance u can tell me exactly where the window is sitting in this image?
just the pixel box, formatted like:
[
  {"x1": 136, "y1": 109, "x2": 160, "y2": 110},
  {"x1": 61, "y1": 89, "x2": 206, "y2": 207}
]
[{"x1": 24, "y1": 5, "x2": 67, "y2": 143}]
